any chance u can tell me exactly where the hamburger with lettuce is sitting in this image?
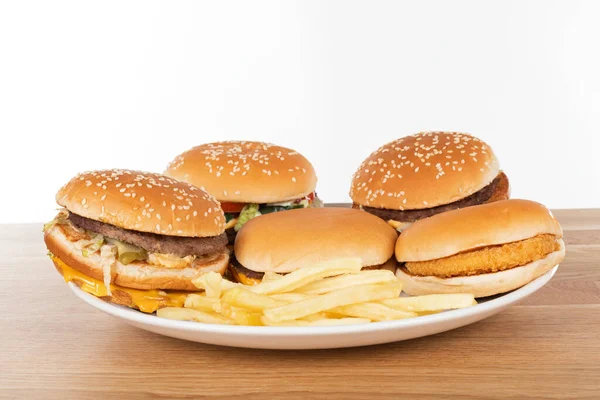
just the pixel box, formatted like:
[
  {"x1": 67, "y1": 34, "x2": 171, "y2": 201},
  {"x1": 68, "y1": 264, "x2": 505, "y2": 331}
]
[
  {"x1": 165, "y1": 141, "x2": 323, "y2": 243},
  {"x1": 43, "y1": 169, "x2": 229, "y2": 313}
]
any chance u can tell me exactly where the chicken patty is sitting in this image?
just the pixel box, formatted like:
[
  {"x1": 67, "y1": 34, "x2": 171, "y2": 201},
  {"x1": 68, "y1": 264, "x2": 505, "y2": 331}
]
[{"x1": 404, "y1": 234, "x2": 560, "y2": 278}]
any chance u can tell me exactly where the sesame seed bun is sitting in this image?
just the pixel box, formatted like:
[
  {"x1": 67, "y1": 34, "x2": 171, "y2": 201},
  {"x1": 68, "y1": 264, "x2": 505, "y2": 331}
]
[
  {"x1": 350, "y1": 132, "x2": 500, "y2": 210},
  {"x1": 45, "y1": 224, "x2": 229, "y2": 291},
  {"x1": 395, "y1": 240, "x2": 565, "y2": 298},
  {"x1": 165, "y1": 141, "x2": 317, "y2": 203},
  {"x1": 395, "y1": 199, "x2": 563, "y2": 262},
  {"x1": 56, "y1": 169, "x2": 225, "y2": 237},
  {"x1": 234, "y1": 207, "x2": 398, "y2": 273}
]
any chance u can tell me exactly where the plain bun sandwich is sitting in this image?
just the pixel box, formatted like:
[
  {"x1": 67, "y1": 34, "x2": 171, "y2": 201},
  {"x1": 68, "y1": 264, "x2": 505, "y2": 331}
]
[
  {"x1": 231, "y1": 207, "x2": 398, "y2": 285},
  {"x1": 394, "y1": 199, "x2": 565, "y2": 298}
]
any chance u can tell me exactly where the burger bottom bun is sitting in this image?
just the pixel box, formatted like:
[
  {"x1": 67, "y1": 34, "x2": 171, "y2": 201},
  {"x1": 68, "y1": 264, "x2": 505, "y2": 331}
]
[
  {"x1": 395, "y1": 239, "x2": 565, "y2": 298},
  {"x1": 45, "y1": 225, "x2": 229, "y2": 292}
]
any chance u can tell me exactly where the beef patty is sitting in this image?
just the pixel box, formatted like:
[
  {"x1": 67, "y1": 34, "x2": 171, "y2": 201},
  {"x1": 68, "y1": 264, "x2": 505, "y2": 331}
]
[
  {"x1": 68, "y1": 213, "x2": 227, "y2": 257},
  {"x1": 225, "y1": 227, "x2": 237, "y2": 245},
  {"x1": 362, "y1": 172, "x2": 509, "y2": 222}
]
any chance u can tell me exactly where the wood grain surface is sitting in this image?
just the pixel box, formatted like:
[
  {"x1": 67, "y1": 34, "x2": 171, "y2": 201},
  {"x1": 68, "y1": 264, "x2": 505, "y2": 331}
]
[{"x1": 1, "y1": 208, "x2": 599, "y2": 399}]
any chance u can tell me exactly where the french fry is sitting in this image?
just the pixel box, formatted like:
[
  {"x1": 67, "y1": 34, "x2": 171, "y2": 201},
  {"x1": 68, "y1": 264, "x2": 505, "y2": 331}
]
[
  {"x1": 331, "y1": 302, "x2": 417, "y2": 321},
  {"x1": 381, "y1": 294, "x2": 476, "y2": 312},
  {"x1": 263, "y1": 282, "x2": 401, "y2": 322},
  {"x1": 184, "y1": 294, "x2": 221, "y2": 312},
  {"x1": 221, "y1": 287, "x2": 286, "y2": 311},
  {"x1": 417, "y1": 311, "x2": 442, "y2": 316},
  {"x1": 299, "y1": 312, "x2": 330, "y2": 322},
  {"x1": 294, "y1": 270, "x2": 397, "y2": 295},
  {"x1": 192, "y1": 272, "x2": 238, "y2": 295},
  {"x1": 261, "y1": 316, "x2": 371, "y2": 327},
  {"x1": 220, "y1": 304, "x2": 264, "y2": 326},
  {"x1": 157, "y1": 307, "x2": 233, "y2": 325},
  {"x1": 270, "y1": 293, "x2": 316, "y2": 303},
  {"x1": 249, "y1": 257, "x2": 363, "y2": 295},
  {"x1": 262, "y1": 271, "x2": 284, "y2": 282}
]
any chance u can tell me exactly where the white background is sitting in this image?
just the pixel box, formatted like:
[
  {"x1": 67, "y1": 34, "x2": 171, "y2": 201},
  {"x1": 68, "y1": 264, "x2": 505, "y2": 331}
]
[{"x1": 1, "y1": 0, "x2": 598, "y2": 223}]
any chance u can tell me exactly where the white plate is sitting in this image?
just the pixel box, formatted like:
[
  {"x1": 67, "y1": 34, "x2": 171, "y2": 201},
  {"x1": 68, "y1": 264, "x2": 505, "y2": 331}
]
[{"x1": 68, "y1": 266, "x2": 557, "y2": 350}]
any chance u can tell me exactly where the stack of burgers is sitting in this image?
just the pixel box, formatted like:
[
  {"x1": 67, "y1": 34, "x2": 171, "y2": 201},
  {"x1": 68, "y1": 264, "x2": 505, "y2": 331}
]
[{"x1": 44, "y1": 133, "x2": 565, "y2": 313}]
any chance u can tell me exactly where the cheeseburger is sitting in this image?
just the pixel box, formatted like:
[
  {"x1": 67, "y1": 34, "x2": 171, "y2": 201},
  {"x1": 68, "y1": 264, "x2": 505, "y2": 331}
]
[
  {"x1": 165, "y1": 141, "x2": 322, "y2": 244},
  {"x1": 350, "y1": 132, "x2": 509, "y2": 231},
  {"x1": 395, "y1": 199, "x2": 565, "y2": 298},
  {"x1": 231, "y1": 207, "x2": 398, "y2": 285},
  {"x1": 44, "y1": 169, "x2": 229, "y2": 313}
]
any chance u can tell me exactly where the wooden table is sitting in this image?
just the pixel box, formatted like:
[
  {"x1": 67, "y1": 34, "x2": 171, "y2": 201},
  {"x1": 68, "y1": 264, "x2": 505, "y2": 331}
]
[{"x1": 1, "y1": 209, "x2": 599, "y2": 399}]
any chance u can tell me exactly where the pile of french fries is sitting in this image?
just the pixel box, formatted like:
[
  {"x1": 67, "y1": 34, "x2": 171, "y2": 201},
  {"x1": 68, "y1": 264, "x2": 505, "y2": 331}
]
[{"x1": 157, "y1": 257, "x2": 477, "y2": 326}]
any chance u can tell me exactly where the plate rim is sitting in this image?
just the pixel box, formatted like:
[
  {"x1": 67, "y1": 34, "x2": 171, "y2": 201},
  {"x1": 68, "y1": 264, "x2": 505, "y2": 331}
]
[{"x1": 68, "y1": 265, "x2": 558, "y2": 336}]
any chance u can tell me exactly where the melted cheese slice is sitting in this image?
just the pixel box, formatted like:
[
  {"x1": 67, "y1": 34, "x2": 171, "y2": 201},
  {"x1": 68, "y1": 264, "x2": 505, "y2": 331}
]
[{"x1": 51, "y1": 255, "x2": 195, "y2": 313}]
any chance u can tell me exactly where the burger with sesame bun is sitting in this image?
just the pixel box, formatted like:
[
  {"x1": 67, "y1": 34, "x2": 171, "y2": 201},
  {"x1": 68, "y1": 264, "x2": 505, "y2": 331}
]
[
  {"x1": 231, "y1": 207, "x2": 398, "y2": 285},
  {"x1": 165, "y1": 141, "x2": 323, "y2": 244},
  {"x1": 395, "y1": 199, "x2": 565, "y2": 298},
  {"x1": 350, "y1": 132, "x2": 510, "y2": 232},
  {"x1": 43, "y1": 169, "x2": 229, "y2": 313}
]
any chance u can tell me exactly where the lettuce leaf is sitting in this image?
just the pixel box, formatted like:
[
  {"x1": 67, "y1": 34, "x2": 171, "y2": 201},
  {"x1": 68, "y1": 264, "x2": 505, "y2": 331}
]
[{"x1": 234, "y1": 203, "x2": 261, "y2": 231}]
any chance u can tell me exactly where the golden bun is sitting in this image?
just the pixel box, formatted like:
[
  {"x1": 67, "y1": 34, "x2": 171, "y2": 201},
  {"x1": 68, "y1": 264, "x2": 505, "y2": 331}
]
[
  {"x1": 350, "y1": 132, "x2": 500, "y2": 210},
  {"x1": 56, "y1": 169, "x2": 225, "y2": 237},
  {"x1": 234, "y1": 207, "x2": 398, "y2": 273},
  {"x1": 395, "y1": 240, "x2": 565, "y2": 298},
  {"x1": 395, "y1": 199, "x2": 563, "y2": 262},
  {"x1": 45, "y1": 224, "x2": 229, "y2": 291},
  {"x1": 165, "y1": 141, "x2": 317, "y2": 203}
]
